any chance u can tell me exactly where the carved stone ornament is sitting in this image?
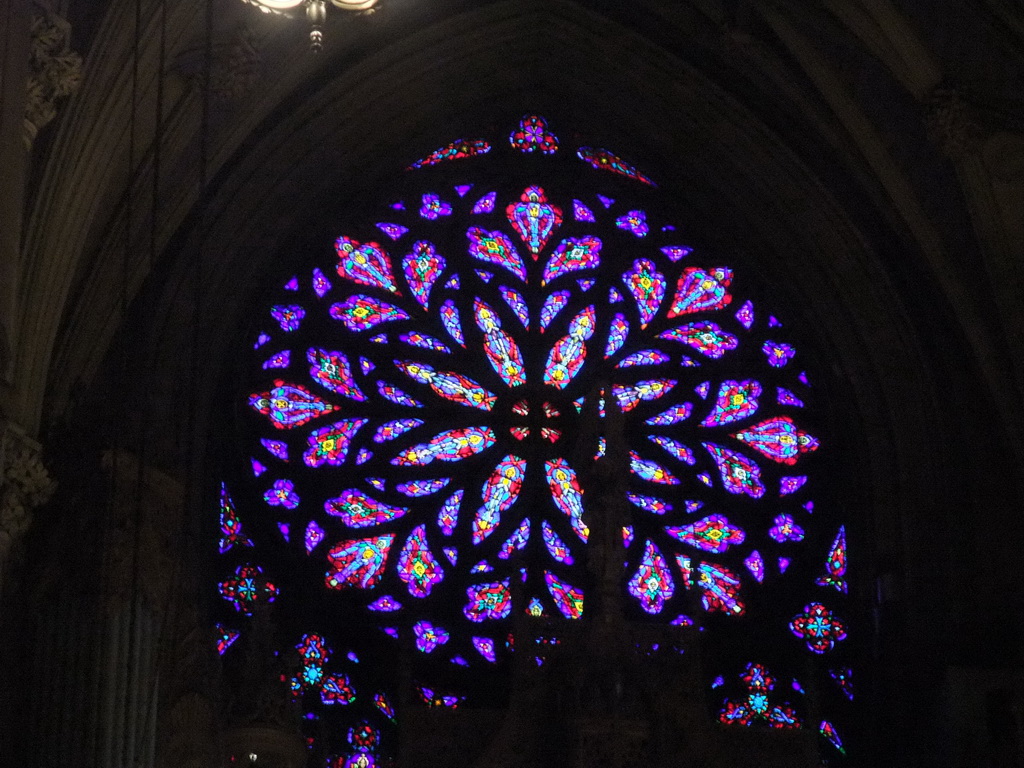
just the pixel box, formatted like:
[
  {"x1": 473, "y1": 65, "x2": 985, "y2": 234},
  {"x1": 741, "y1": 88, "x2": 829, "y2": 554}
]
[
  {"x1": 173, "y1": 23, "x2": 261, "y2": 103},
  {"x1": 0, "y1": 423, "x2": 55, "y2": 556},
  {"x1": 24, "y1": 10, "x2": 83, "y2": 150},
  {"x1": 924, "y1": 86, "x2": 982, "y2": 160},
  {"x1": 210, "y1": 23, "x2": 261, "y2": 102},
  {"x1": 100, "y1": 450, "x2": 181, "y2": 611}
]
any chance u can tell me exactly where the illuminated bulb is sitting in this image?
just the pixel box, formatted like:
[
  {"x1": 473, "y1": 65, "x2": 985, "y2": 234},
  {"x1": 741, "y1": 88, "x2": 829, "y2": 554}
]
[
  {"x1": 249, "y1": 0, "x2": 302, "y2": 8},
  {"x1": 241, "y1": 0, "x2": 380, "y2": 23}
]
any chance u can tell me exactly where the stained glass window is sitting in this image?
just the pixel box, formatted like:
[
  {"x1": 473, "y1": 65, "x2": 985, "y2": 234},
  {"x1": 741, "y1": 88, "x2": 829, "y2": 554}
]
[{"x1": 215, "y1": 114, "x2": 848, "y2": 764}]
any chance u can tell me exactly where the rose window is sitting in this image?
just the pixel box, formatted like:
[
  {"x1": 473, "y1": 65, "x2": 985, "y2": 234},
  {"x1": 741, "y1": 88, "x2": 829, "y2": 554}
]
[{"x1": 215, "y1": 116, "x2": 852, "y2": 764}]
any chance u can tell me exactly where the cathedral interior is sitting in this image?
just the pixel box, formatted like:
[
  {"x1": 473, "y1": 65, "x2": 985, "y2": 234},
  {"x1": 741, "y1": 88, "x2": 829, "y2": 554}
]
[{"x1": 2, "y1": 1, "x2": 1024, "y2": 766}]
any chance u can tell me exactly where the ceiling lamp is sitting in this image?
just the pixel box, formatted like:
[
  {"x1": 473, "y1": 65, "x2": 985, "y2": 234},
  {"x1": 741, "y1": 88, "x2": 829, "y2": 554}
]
[{"x1": 242, "y1": 0, "x2": 381, "y2": 51}]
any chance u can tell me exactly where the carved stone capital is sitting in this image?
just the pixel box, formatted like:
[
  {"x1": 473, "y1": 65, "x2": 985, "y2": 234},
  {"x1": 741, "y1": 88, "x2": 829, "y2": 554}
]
[
  {"x1": 100, "y1": 450, "x2": 182, "y2": 611},
  {"x1": 924, "y1": 86, "x2": 983, "y2": 160},
  {"x1": 24, "y1": 10, "x2": 83, "y2": 150},
  {"x1": 0, "y1": 422, "x2": 55, "y2": 557},
  {"x1": 174, "y1": 23, "x2": 262, "y2": 103},
  {"x1": 211, "y1": 23, "x2": 261, "y2": 102}
]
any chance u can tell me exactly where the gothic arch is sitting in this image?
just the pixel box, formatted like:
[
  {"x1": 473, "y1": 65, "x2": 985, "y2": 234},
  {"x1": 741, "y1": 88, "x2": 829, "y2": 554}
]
[{"x1": 10, "y1": 3, "x2": 1024, "y2": 767}]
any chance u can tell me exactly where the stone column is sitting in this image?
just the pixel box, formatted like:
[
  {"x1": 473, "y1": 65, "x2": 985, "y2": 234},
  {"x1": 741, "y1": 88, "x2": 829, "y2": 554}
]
[
  {"x1": 157, "y1": 545, "x2": 219, "y2": 768},
  {"x1": 0, "y1": 0, "x2": 32, "y2": 387},
  {"x1": 96, "y1": 450, "x2": 181, "y2": 768},
  {"x1": 158, "y1": 624, "x2": 218, "y2": 768},
  {"x1": 0, "y1": 3, "x2": 81, "y2": 388},
  {"x1": 25, "y1": 449, "x2": 181, "y2": 768}
]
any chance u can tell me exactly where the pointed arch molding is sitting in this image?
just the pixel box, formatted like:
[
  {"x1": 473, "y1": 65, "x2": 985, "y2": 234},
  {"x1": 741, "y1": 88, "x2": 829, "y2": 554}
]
[{"x1": 16, "y1": 0, "x2": 991, "y2": 611}]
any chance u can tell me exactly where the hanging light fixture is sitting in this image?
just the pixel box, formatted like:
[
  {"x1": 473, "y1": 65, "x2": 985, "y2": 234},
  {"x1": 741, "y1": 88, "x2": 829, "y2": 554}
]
[{"x1": 241, "y1": 0, "x2": 380, "y2": 52}]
